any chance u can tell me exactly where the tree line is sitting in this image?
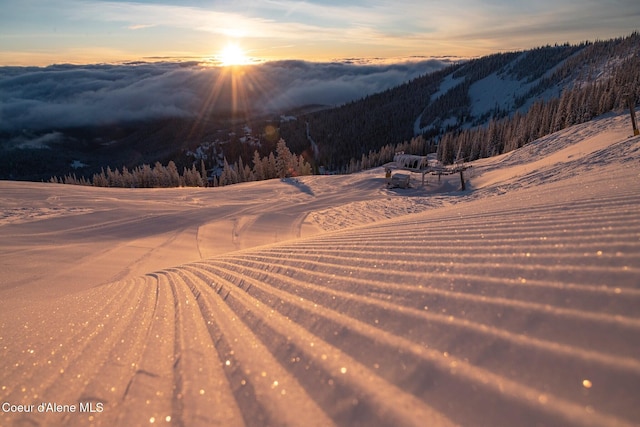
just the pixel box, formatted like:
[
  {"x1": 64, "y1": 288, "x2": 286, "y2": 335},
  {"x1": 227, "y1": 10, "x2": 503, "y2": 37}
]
[{"x1": 51, "y1": 139, "x2": 312, "y2": 187}]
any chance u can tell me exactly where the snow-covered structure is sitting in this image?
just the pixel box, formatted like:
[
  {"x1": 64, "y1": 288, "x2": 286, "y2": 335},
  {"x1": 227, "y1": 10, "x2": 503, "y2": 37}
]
[
  {"x1": 384, "y1": 152, "x2": 433, "y2": 188},
  {"x1": 392, "y1": 153, "x2": 430, "y2": 172},
  {"x1": 384, "y1": 151, "x2": 470, "y2": 189}
]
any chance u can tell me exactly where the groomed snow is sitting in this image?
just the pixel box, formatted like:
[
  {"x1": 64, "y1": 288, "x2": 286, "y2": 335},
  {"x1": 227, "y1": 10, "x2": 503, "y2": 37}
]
[{"x1": 1, "y1": 110, "x2": 639, "y2": 426}]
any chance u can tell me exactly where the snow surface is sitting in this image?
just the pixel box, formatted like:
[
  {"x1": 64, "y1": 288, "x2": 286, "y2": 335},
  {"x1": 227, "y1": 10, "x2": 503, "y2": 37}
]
[
  {"x1": 1, "y1": 111, "x2": 640, "y2": 426},
  {"x1": 414, "y1": 52, "x2": 575, "y2": 136},
  {"x1": 414, "y1": 73, "x2": 465, "y2": 135}
]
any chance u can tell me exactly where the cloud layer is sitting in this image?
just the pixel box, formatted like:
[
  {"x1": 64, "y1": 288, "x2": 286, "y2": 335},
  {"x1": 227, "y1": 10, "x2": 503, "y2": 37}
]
[{"x1": 0, "y1": 59, "x2": 450, "y2": 132}]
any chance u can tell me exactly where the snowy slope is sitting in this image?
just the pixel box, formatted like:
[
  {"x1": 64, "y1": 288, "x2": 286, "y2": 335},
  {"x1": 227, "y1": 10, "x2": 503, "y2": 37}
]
[{"x1": 1, "y1": 111, "x2": 639, "y2": 426}]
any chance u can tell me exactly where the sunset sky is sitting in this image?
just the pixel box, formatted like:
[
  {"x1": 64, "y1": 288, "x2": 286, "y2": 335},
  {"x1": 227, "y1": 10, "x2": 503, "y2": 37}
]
[{"x1": 1, "y1": 0, "x2": 639, "y2": 66}]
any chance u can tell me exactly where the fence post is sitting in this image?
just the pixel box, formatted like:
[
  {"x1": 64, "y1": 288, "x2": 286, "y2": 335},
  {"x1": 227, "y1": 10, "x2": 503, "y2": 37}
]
[{"x1": 627, "y1": 93, "x2": 639, "y2": 136}]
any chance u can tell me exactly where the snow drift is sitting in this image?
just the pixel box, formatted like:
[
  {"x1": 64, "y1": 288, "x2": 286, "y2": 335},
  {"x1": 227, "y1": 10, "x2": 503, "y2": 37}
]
[{"x1": 1, "y1": 111, "x2": 639, "y2": 426}]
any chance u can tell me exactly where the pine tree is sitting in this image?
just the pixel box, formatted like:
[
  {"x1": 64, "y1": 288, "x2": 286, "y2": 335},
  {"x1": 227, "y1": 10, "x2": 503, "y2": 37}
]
[
  {"x1": 252, "y1": 150, "x2": 264, "y2": 180},
  {"x1": 237, "y1": 157, "x2": 247, "y2": 183},
  {"x1": 220, "y1": 158, "x2": 238, "y2": 186},
  {"x1": 299, "y1": 155, "x2": 312, "y2": 175},
  {"x1": 265, "y1": 153, "x2": 277, "y2": 179},
  {"x1": 139, "y1": 164, "x2": 155, "y2": 188},
  {"x1": 191, "y1": 164, "x2": 204, "y2": 187},
  {"x1": 243, "y1": 163, "x2": 254, "y2": 182},
  {"x1": 275, "y1": 138, "x2": 293, "y2": 178},
  {"x1": 200, "y1": 159, "x2": 208, "y2": 186},
  {"x1": 121, "y1": 166, "x2": 133, "y2": 188},
  {"x1": 93, "y1": 168, "x2": 108, "y2": 187},
  {"x1": 167, "y1": 161, "x2": 180, "y2": 187},
  {"x1": 553, "y1": 89, "x2": 571, "y2": 132}
]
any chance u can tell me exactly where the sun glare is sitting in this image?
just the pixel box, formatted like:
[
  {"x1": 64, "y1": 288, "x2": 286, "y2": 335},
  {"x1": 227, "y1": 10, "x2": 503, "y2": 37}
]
[{"x1": 219, "y1": 43, "x2": 250, "y2": 66}]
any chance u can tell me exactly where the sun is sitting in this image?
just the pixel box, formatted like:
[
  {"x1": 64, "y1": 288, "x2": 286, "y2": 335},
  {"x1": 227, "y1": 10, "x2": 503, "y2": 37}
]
[{"x1": 219, "y1": 43, "x2": 250, "y2": 66}]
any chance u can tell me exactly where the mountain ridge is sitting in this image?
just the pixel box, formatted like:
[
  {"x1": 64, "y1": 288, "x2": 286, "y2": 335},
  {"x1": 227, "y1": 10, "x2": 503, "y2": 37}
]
[{"x1": 280, "y1": 32, "x2": 639, "y2": 169}]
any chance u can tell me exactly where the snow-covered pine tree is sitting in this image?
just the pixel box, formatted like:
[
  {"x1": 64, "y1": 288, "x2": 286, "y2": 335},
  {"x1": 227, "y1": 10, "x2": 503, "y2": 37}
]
[
  {"x1": 237, "y1": 157, "x2": 247, "y2": 183},
  {"x1": 167, "y1": 161, "x2": 180, "y2": 187},
  {"x1": 153, "y1": 162, "x2": 169, "y2": 187},
  {"x1": 200, "y1": 159, "x2": 208, "y2": 186},
  {"x1": 121, "y1": 166, "x2": 134, "y2": 188},
  {"x1": 220, "y1": 158, "x2": 238, "y2": 186},
  {"x1": 190, "y1": 164, "x2": 204, "y2": 187},
  {"x1": 275, "y1": 138, "x2": 294, "y2": 178},
  {"x1": 243, "y1": 163, "x2": 254, "y2": 182},
  {"x1": 93, "y1": 168, "x2": 108, "y2": 187},
  {"x1": 252, "y1": 150, "x2": 264, "y2": 181},
  {"x1": 298, "y1": 155, "x2": 312, "y2": 176},
  {"x1": 265, "y1": 152, "x2": 277, "y2": 179},
  {"x1": 139, "y1": 164, "x2": 155, "y2": 188}
]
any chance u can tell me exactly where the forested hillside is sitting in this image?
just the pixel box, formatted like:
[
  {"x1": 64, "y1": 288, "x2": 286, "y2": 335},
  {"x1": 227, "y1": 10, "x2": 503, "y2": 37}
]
[
  {"x1": 278, "y1": 66, "x2": 460, "y2": 170},
  {"x1": 280, "y1": 32, "x2": 640, "y2": 170},
  {"x1": 436, "y1": 35, "x2": 640, "y2": 163}
]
